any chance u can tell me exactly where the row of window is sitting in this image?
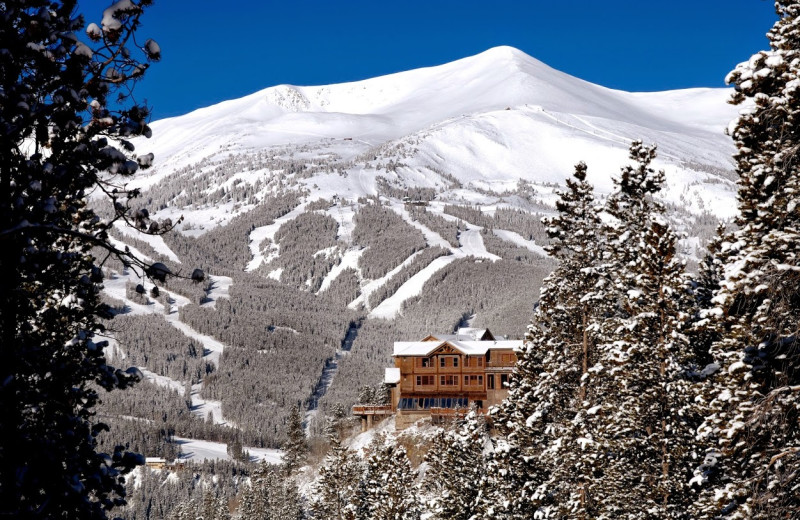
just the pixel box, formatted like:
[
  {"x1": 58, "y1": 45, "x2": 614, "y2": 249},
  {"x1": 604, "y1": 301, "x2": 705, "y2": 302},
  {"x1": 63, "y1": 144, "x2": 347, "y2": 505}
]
[
  {"x1": 416, "y1": 374, "x2": 501, "y2": 387},
  {"x1": 397, "y1": 397, "x2": 470, "y2": 410},
  {"x1": 416, "y1": 356, "x2": 486, "y2": 368}
]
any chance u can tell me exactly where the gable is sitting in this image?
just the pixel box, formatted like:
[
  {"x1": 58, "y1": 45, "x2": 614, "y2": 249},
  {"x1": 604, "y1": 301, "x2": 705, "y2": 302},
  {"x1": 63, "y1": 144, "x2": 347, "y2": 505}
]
[{"x1": 430, "y1": 342, "x2": 462, "y2": 356}]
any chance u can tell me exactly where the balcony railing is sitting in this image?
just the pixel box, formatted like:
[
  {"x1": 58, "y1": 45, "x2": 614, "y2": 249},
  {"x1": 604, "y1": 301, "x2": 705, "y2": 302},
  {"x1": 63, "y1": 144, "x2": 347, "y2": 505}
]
[{"x1": 352, "y1": 405, "x2": 393, "y2": 415}]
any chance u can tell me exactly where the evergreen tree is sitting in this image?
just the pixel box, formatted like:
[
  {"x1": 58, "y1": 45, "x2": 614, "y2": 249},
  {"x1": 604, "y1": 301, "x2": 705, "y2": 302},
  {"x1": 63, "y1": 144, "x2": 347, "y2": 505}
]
[
  {"x1": 361, "y1": 436, "x2": 421, "y2": 520},
  {"x1": 239, "y1": 484, "x2": 257, "y2": 520},
  {"x1": 0, "y1": 1, "x2": 172, "y2": 517},
  {"x1": 282, "y1": 404, "x2": 308, "y2": 476},
  {"x1": 693, "y1": 2, "x2": 800, "y2": 518},
  {"x1": 577, "y1": 142, "x2": 696, "y2": 519},
  {"x1": 686, "y1": 225, "x2": 726, "y2": 371},
  {"x1": 248, "y1": 460, "x2": 275, "y2": 519},
  {"x1": 310, "y1": 417, "x2": 362, "y2": 519},
  {"x1": 425, "y1": 411, "x2": 488, "y2": 520},
  {"x1": 215, "y1": 495, "x2": 232, "y2": 520},
  {"x1": 493, "y1": 143, "x2": 696, "y2": 518},
  {"x1": 479, "y1": 161, "x2": 603, "y2": 518},
  {"x1": 275, "y1": 479, "x2": 305, "y2": 520}
]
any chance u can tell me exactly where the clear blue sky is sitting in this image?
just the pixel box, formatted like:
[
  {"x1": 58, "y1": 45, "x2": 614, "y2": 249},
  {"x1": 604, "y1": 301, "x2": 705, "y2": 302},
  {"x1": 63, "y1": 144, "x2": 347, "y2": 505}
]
[{"x1": 80, "y1": 0, "x2": 778, "y2": 120}]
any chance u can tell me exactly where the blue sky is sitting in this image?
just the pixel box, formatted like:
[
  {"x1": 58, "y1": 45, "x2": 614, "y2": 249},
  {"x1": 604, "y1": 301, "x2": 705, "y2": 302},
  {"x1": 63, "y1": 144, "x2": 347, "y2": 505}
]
[{"x1": 81, "y1": 1, "x2": 778, "y2": 120}]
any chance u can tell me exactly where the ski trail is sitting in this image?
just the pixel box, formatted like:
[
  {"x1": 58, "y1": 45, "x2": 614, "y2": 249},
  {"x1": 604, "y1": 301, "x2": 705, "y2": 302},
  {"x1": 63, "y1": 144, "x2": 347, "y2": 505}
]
[
  {"x1": 368, "y1": 255, "x2": 457, "y2": 319},
  {"x1": 493, "y1": 229, "x2": 549, "y2": 257},
  {"x1": 347, "y1": 249, "x2": 426, "y2": 310},
  {"x1": 103, "y1": 270, "x2": 231, "y2": 427},
  {"x1": 304, "y1": 320, "x2": 362, "y2": 433}
]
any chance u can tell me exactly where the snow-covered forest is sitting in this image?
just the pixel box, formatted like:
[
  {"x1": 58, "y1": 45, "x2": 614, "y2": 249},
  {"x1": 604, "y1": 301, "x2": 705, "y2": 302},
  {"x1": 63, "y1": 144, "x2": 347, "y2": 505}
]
[{"x1": 1, "y1": 0, "x2": 799, "y2": 519}]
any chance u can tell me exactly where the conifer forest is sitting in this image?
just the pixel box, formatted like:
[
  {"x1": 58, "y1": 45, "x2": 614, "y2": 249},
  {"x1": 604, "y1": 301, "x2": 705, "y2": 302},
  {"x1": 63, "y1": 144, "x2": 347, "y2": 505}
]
[{"x1": 1, "y1": 0, "x2": 799, "y2": 519}]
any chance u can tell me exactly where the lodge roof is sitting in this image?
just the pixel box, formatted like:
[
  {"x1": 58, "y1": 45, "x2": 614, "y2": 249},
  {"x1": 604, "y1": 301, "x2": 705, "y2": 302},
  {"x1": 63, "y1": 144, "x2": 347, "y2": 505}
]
[
  {"x1": 393, "y1": 339, "x2": 522, "y2": 357},
  {"x1": 423, "y1": 327, "x2": 494, "y2": 342}
]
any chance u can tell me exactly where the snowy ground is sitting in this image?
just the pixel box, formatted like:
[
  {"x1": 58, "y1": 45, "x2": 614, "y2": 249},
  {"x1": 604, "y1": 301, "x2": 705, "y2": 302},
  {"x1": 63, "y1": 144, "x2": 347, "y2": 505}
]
[
  {"x1": 493, "y1": 229, "x2": 549, "y2": 257},
  {"x1": 200, "y1": 275, "x2": 232, "y2": 308},
  {"x1": 102, "y1": 266, "x2": 238, "y2": 446},
  {"x1": 175, "y1": 437, "x2": 283, "y2": 464}
]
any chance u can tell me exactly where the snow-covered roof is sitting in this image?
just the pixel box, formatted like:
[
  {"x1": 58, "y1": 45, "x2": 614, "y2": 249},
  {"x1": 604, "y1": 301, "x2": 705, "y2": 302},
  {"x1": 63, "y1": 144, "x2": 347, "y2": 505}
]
[
  {"x1": 393, "y1": 339, "x2": 522, "y2": 357},
  {"x1": 384, "y1": 367, "x2": 401, "y2": 384},
  {"x1": 426, "y1": 328, "x2": 495, "y2": 342}
]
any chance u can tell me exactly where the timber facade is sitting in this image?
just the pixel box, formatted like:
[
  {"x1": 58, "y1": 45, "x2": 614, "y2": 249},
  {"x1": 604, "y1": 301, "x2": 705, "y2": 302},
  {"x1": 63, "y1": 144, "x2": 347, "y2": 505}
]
[{"x1": 354, "y1": 328, "x2": 521, "y2": 430}]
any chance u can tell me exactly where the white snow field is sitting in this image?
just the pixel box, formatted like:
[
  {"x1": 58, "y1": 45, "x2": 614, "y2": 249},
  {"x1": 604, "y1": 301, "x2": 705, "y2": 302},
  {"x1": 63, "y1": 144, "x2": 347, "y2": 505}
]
[
  {"x1": 175, "y1": 438, "x2": 283, "y2": 464},
  {"x1": 104, "y1": 45, "x2": 746, "y2": 465},
  {"x1": 130, "y1": 45, "x2": 740, "y2": 222}
]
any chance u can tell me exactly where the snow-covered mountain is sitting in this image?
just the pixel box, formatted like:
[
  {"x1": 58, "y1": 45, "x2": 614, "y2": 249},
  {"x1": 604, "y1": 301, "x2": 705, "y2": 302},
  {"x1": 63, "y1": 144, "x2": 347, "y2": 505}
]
[
  {"x1": 131, "y1": 45, "x2": 740, "y2": 227},
  {"x1": 104, "y1": 47, "x2": 745, "y2": 460}
]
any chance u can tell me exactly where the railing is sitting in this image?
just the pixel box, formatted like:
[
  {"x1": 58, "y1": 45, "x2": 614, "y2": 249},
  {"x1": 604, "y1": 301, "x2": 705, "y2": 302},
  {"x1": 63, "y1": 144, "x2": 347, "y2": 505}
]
[
  {"x1": 430, "y1": 407, "x2": 469, "y2": 417},
  {"x1": 352, "y1": 405, "x2": 393, "y2": 415}
]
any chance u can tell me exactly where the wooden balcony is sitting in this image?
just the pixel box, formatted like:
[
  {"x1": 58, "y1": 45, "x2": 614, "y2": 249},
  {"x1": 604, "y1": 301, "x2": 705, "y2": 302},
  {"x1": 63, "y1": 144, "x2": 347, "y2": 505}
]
[
  {"x1": 352, "y1": 404, "x2": 393, "y2": 431},
  {"x1": 352, "y1": 405, "x2": 393, "y2": 416}
]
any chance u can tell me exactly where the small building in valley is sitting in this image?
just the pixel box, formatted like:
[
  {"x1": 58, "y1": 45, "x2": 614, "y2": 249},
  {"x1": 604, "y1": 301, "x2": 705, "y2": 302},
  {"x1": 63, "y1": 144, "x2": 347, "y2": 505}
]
[{"x1": 354, "y1": 328, "x2": 521, "y2": 430}]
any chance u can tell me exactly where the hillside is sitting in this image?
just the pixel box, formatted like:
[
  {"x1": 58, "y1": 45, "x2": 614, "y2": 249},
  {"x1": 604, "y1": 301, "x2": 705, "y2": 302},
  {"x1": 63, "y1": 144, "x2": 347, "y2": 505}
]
[{"x1": 97, "y1": 46, "x2": 741, "y2": 479}]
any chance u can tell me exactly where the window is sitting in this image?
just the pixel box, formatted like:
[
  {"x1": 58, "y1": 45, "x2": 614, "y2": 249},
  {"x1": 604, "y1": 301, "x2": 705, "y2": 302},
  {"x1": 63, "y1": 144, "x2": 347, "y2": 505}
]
[
  {"x1": 487, "y1": 374, "x2": 495, "y2": 389},
  {"x1": 465, "y1": 357, "x2": 484, "y2": 368},
  {"x1": 419, "y1": 357, "x2": 432, "y2": 368},
  {"x1": 416, "y1": 375, "x2": 434, "y2": 386},
  {"x1": 440, "y1": 375, "x2": 457, "y2": 386},
  {"x1": 440, "y1": 356, "x2": 458, "y2": 368},
  {"x1": 501, "y1": 374, "x2": 510, "y2": 388},
  {"x1": 464, "y1": 375, "x2": 484, "y2": 386}
]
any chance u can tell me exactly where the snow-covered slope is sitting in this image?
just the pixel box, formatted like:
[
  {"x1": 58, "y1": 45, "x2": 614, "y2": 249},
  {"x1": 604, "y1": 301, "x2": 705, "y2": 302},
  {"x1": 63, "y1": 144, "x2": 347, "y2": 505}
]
[
  {"x1": 104, "y1": 47, "x2": 746, "y2": 460},
  {"x1": 131, "y1": 45, "x2": 739, "y2": 220}
]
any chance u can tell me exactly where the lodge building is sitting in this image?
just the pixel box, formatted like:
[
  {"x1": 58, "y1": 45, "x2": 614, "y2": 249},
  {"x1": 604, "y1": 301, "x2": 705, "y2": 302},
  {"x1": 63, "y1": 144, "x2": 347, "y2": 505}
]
[{"x1": 354, "y1": 328, "x2": 522, "y2": 430}]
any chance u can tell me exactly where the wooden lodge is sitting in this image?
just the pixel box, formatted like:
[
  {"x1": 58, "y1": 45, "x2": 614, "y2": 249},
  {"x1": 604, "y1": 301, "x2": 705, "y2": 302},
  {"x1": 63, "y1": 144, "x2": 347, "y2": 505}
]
[{"x1": 353, "y1": 328, "x2": 521, "y2": 430}]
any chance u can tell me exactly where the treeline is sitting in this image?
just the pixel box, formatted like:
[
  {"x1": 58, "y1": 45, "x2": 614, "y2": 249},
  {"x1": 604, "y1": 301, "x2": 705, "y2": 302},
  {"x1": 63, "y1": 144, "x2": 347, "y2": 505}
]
[
  {"x1": 352, "y1": 203, "x2": 427, "y2": 279},
  {"x1": 407, "y1": 205, "x2": 461, "y2": 247},
  {"x1": 121, "y1": 459, "x2": 250, "y2": 520},
  {"x1": 267, "y1": 210, "x2": 341, "y2": 291},
  {"x1": 443, "y1": 204, "x2": 550, "y2": 244},
  {"x1": 179, "y1": 276, "x2": 359, "y2": 446},
  {"x1": 162, "y1": 191, "x2": 301, "y2": 275},
  {"x1": 110, "y1": 314, "x2": 213, "y2": 384},
  {"x1": 95, "y1": 379, "x2": 238, "y2": 449}
]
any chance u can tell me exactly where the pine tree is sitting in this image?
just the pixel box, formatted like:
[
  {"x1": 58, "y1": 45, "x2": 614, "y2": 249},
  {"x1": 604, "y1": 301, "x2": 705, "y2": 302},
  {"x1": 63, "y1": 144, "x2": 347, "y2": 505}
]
[
  {"x1": 576, "y1": 142, "x2": 696, "y2": 519},
  {"x1": 282, "y1": 404, "x2": 308, "y2": 476},
  {"x1": 239, "y1": 484, "x2": 257, "y2": 520},
  {"x1": 275, "y1": 479, "x2": 305, "y2": 520},
  {"x1": 482, "y1": 162, "x2": 603, "y2": 518},
  {"x1": 248, "y1": 460, "x2": 275, "y2": 519},
  {"x1": 361, "y1": 436, "x2": 421, "y2": 520},
  {"x1": 686, "y1": 225, "x2": 726, "y2": 371},
  {"x1": 425, "y1": 411, "x2": 488, "y2": 520},
  {"x1": 693, "y1": 2, "x2": 800, "y2": 518},
  {"x1": 0, "y1": 1, "x2": 173, "y2": 517},
  {"x1": 310, "y1": 417, "x2": 362, "y2": 519},
  {"x1": 215, "y1": 495, "x2": 232, "y2": 520}
]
